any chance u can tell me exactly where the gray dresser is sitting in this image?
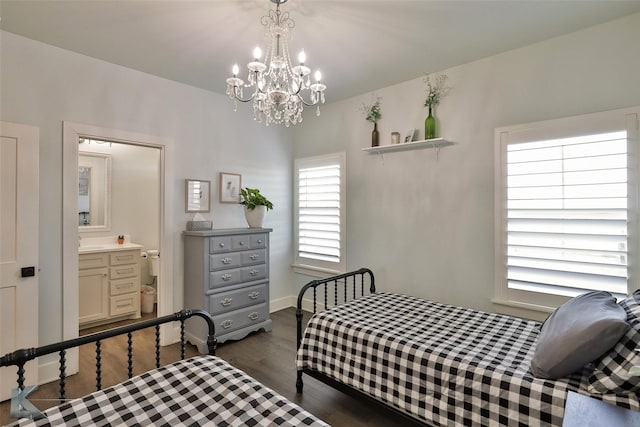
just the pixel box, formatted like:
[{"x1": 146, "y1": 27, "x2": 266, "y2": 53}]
[{"x1": 183, "y1": 228, "x2": 272, "y2": 352}]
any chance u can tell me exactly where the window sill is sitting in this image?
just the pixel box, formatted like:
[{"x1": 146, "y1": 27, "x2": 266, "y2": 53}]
[{"x1": 292, "y1": 264, "x2": 343, "y2": 278}]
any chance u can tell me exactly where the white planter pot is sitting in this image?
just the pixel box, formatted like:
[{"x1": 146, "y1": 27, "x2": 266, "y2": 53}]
[{"x1": 244, "y1": 205, "x2": 267, "y2": 228}]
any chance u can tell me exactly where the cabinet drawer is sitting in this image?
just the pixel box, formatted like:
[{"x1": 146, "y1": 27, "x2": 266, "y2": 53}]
[
  {"x1": 213, "y1": 303, "x2": 268, "y2": 335},
  {"x1": 209, "y1": 268, "x2": 242, "y2": 289},
  {"x1": 110, "y1": 292, "x2": 139, "y2": 317},
  {"x1": 250, "y1": 234, "x2": 267, "y2": 249},
  {"x1": 110, "y1": 277, "x2": 139, "y2": 296},
  {"x1": 109, "y1": 250, "x2": 139, "y2": 265},
  {"x1": 110, "y1": 263, "x2": 140, "y2": 280},
  {"x1": 231, "y1": 235, "x2": 250, "y2": 251},
  {"x1": 241, "y1": 249, "x2": 266, "y2": 266},
  {"x1": 79, "y1": 253, "x2": 109, "y2": 269},
  {"x1": 209, "y1": 252, "x2": 241, "y2": 270},
  {"x1": 241, "y1": 265, "x2": 267, "y2": 282},
  {"x1": 210, "y1": 236, "x2": 231, "y2": 253},
  {"x1": 208, "y1": 284, "x2": 267, "y2": 315}
]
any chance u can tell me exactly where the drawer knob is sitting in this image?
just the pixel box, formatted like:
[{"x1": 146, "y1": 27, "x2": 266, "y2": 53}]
[
  {"x1": 250, "y1": 253, "x2": 258, "y2": 260},
  {"x1": 248, "y1": 312, "x2": 259, "y2": 321},
  {"x1": 220, "y1": 297, "x2": 233, "y2": 307},
  {"x1": 222, "y1": 257, "x2": 232, "y2": 265},
  {"x1": 248, "y1": 291, "x2": 260, "y2": 300},
  {"x1": 222, "y1": 273, "x2": 232, "y2": 281},
  {"x1": 221, "y1": 319, "x2": 233, "y2": 329},
  {"x1": 257, "y1": 239, "x2": 263, "y2": 244},
  {"x1": 239, "y1": 241, "x2": 245, "y2": 246},
  {"x1": 249, "y1": 269, "x2": 259, "y2": 276},
  {"x1": 219, "y1": 242, "x2": 225, "y2": 248}
]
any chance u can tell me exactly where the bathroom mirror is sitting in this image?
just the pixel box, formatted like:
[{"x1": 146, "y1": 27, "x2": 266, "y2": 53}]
[
  {"x1": 79, "y1": 152, "x2": 111, "y2": 231},
  {"x1": 185, "y1": 179, "x2": 211, "y2": 213}
]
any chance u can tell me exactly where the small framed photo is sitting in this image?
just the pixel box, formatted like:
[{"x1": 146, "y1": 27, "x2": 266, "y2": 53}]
[
  {"x1": 404, "y1": 129, "x2": 416, "y2": 143},
  {"x1": 219, "y1": 172, "x2": 242, "y2": 203},
  {"x1": 185, "y1": 179, "x2": 211, "y2": 213}
]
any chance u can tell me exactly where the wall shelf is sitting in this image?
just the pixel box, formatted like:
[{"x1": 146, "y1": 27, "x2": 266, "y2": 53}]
[{"x1": 362, "y1": 138, "x2": 453, "y2": 158}]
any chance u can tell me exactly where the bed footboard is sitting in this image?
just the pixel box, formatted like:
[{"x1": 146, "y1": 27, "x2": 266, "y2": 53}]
[
  {"x1": 295, "y1": 268, "x2": 374, "y2": 393},
  {"x1": 1, "y1": 309, "x2": 216, "y2": 418}
]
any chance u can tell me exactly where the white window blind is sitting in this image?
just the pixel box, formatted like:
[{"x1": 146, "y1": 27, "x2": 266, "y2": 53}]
[
  {"x1": 506, "y1": 131, "x2": 628, "y2": 296},
  {"x1": 298, "y1": 164, "x2": 341, "y2": 262},
  {"x1": 294, "y1": 153, "x2": 345, "y2": 275}
]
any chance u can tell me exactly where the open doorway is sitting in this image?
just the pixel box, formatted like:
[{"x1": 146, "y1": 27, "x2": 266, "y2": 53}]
[
  {"x1": 62, "y1": 122, "x2": 176, "y2": 375},
  {"x1": 77, "y1": 139, "x2": 161, "y2": 334}
]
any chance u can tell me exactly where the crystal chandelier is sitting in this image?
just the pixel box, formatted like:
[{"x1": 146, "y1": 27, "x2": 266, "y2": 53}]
[{"x1": 225, "y1": 0, "x2": 326, "y2": 127}]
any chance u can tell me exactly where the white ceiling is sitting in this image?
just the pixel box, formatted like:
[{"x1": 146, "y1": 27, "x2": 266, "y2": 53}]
[{"x1": 2, "y1": 0, "x2": 640, "y2": 103}]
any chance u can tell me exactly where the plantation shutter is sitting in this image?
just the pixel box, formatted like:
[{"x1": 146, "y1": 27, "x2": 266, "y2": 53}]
[
  {"x1": 506, "y1": 131, "x2": 628, "y2": 296},
  {"x1": 298, "y1": 163, "x2": 341, "y2": 263}
]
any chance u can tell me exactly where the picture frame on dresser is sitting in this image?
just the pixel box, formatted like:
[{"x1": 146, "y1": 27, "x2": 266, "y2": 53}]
[{"x1": 185, "y1": 179, "x2": 211, "y2": 213}]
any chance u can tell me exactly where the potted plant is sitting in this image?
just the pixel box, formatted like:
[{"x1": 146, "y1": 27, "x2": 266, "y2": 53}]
[
  {"x1": 240, "y1": 187, "x2": 273, "y2": 228},
  {"x1": 359, "y1": 94, "x2": 382, "y2": 147}
]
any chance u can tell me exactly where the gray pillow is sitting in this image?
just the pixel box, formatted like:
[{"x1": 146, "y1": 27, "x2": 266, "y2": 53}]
[{"x1": 530, "y1": 291, "x2": 628, "y2": 379}]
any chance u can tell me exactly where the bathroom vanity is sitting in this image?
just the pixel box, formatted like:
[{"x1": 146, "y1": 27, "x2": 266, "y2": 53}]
[
  {"x1": 183, "y1": 228, "x2": 272, "y2": 352},
  {"x1": 78, "y1": 240, "x2": 143, "y2": 329}
]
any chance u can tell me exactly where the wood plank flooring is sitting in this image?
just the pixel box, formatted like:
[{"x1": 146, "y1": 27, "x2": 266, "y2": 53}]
[{"x1": 1, "y1": 308, "x2": 422, "y2": 426}]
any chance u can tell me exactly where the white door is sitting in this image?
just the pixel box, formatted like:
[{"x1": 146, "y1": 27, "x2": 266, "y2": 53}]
[{"x1": 0, "y1": 121, "x2": 39, "y2": 401}]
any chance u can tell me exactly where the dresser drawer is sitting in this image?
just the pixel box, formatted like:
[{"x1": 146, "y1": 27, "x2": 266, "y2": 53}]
[
  {"x1": 209, "y1": 268, "x2": 242, "y2": 289},
  {"x1": 210, "y1": 252, "x2": 241, "y2": 270},
  {"x1": 250, "y1": 234, "x2": 267, "y2": 249},
  {"x1": 231, "y1": 235, "x2": 250, "y2": 251},
  {"x1": 208, "y1": 284, "x2": 267, "y2": 315},
  {"x1": 79, "y1": 253, "x2": 109, "y2": 270},
  {"x1": 110, "y1": 292, "x2": 139, "y2": 317},
  {"x1": 241, "y1": 249, "x2": 266, "y2": 266},
  {"x1": 213, "y1": 303, "x2": 268, "y2": 334},
  {"x1": 109, "y1": 250, "x2": 139, "y2": 265},
  {"x1": 210, "y1": 236, "x2": 231, "y2": 253},
  {"x1": 241, "y1": 265, "x2": 267, "y2": 282},
  {"x1": 110, "y1": 277, "x2": 139, "y2": 296},
  {"x1": 110, "y1": 263, "x2": 140, "y2": 280}
]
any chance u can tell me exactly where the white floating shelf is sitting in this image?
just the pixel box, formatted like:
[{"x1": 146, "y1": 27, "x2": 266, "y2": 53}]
[{"x1": 362, "y1": 138, "x2": 453, "y2": 154}]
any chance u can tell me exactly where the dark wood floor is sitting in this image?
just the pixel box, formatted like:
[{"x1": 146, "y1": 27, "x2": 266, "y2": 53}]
[{"x1": 1, "y1": 308, "x2": 422, "y2": 426}]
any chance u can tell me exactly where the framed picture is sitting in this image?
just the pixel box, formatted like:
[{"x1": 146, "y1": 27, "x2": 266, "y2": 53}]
[
  {"x1": 404, "y1": 129, "x2": 416, "y2": 143},
  {"x1": 219, "y1": 172, "x2": 242, "y2": 203},
  {"x1": 185, "y1": 179, "x2": 211, "y2": 213}
]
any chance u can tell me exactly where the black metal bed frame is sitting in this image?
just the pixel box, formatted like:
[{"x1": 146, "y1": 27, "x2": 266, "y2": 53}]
[
  {"x1": 0, "y1": 308, "x2": 216, "y2": 413},
  {"x1": 295, "y1": 267, "x2": 375, "y2": 393},
  {"x1": 295, "y1": 268, "x2": 425, "y2": 426}
]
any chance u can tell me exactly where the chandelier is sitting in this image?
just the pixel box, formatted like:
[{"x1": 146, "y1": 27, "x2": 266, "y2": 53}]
[{"x1": 225, "y1": 0, "x2": 326, "y2": 127}]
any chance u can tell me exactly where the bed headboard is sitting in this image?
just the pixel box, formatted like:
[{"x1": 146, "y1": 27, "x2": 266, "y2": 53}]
[{"x1": 295, "y1": 268, "x2": 375, "y2": 351}]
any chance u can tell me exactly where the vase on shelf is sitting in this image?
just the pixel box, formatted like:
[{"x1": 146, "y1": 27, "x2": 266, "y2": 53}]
[
  {"x1": 425, "y1": 105, "x2": 436, "y2": 140},
  {"x1": 371, "y1": 122, "x2": 379, "y2": 147}
]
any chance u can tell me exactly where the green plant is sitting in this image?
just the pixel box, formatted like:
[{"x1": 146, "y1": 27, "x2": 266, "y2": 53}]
[
  {"x1": 359, "y1": 94, "x2": 382, "y2": 123},
  {"x1": 240, "y1": 187, "x2": 274, "y2": 211},
  {"x1": 423, "y1": 73, "x2": 451, "y2": 108}
]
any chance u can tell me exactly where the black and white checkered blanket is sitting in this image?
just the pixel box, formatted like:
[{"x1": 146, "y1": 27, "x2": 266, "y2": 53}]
[
  {"x1": 296, "y1": 292, "x2": 640, "y2": 426},
  {"x1": 10, "y1": 355, "x2": 327, "y2": 426}
]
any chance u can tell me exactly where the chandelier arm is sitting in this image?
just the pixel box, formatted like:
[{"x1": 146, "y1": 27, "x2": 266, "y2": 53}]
[
  {"x1": 231, "y1": 86, "x2": 256, "y2": 103},
  {"x1": 296, "y1": 93, "x2": 322, "y2": 107}
]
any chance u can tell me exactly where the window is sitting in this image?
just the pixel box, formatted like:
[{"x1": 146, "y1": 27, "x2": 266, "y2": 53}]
[
  {"x1": 294, "y1": 153, "x2": 346, "y2": 276},
  {"x1": 495, "y1": 107, "x2": 639, "y2": 313}
]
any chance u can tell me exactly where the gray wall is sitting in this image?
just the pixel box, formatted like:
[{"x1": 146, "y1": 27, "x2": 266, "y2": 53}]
[
  {"x1": 291, "y1": 13, "x2": 640, "y2": 315},
  {"x1": 0, "y1": 30, "x2": 294, "y2": 345}
]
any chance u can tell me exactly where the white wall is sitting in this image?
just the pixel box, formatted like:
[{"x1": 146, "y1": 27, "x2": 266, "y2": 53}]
[
  {"x1": 0, "y1": 30, "x2": 294, "y2": 345},
  {"x1": 292, "y1": 13, "x2": 640, "y2": 315}
]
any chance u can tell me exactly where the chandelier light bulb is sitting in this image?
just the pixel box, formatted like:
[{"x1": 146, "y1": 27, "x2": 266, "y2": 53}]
[
  {"x1": 253, "y1": 46, "x2": 263, "y2": 61},
  {"x1": 298, "y1": 50, "x2": 306, "y2": 65},
  {"x1": 314, "y1": 70, "x2": 322, "y2": 82},
  {"x1": 232, "y1": 64, "x2": 239, "y2": 76}
]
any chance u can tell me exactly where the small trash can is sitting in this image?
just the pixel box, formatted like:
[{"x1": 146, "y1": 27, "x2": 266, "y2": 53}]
[{"x1": 141, "y1": 285, "x2": 156, "y2": 314}]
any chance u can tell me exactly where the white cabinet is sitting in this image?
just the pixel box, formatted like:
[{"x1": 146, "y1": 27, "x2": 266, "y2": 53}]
[{"x1": 79, "y1": 249, "x2": 141, "y2": 329}]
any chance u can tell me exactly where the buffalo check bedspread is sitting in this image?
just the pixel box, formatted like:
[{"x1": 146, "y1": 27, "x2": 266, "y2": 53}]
[
  {"x1": 10, "y1": 355, "x2": 327, "y2": 427},
  {"x1": 296, "y1": 292, "x2": 639, "y2": 426}
]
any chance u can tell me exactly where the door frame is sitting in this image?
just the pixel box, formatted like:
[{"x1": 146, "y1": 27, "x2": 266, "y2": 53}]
[{"x1": 62, "y1": 122, "x2": 175, "y2": 368}]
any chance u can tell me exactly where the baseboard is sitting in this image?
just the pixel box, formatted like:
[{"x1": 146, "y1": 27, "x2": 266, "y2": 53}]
[{"x1": 270, "y1": 295, "x2": 295, "y2": 312}]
